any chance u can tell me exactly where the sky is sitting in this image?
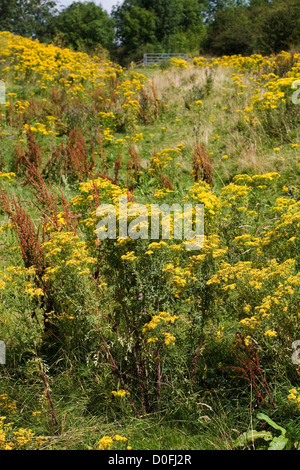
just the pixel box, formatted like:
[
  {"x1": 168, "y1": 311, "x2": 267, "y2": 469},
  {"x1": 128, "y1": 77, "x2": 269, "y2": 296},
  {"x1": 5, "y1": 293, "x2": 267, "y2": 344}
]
[{"x1": 56, "y1": 0, "x2": 120, "y2": 14}]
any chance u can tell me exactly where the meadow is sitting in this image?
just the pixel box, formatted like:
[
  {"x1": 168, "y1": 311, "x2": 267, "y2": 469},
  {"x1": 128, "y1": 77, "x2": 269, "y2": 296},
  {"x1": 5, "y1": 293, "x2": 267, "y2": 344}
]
[{"x1": 0, "y1": 31, "x2": 300, "y2": 450}]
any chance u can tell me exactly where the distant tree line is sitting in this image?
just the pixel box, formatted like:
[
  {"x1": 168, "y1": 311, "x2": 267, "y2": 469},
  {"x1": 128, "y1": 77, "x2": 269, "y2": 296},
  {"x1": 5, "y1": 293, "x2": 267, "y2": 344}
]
[{"x1": 0, "y1": 0, "x2": 299, "y2": 63}]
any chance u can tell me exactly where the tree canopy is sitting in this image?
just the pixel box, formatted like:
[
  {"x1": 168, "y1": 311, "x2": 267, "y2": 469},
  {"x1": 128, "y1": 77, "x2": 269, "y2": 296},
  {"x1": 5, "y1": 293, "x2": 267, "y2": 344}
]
[
  {"x1": 112, "y1": 0, "x2": 206, "y2": 62},
  {"x1": 0, "y1": 0, "x2": 300, "y2": 61},
  {"x1": 52, "y1": 2, "x2": 115, "y2": 53},
  {"x1": 0, "y1": 0, "x2": 57, "y2": 41},
  {"x1": 206, "y1": 0, "x2": 300, "y2": 55}
]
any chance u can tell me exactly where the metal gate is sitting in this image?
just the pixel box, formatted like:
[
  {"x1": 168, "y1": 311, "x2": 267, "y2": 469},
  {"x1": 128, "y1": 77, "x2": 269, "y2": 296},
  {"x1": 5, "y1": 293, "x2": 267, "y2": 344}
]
[{"x1": 143, "y1": 53, "x2": 188, "y2": 66}]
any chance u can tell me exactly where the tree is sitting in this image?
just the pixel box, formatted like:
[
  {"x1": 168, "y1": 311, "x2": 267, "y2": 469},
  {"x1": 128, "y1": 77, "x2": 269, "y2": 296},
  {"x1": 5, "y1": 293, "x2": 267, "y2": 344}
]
[
  {"x1": 112, "y1": 2, "x2": 157, "y2": 58},
  {"x1": 0, "y1": 0, "x2": 57, "y2": 41},
  {"x1": 202, "y1": 0, "x2": 246, "y2": 24},
  {"x1": 205, "y1": 0, "x2": 300, "y2": 56},
  {"x1": 112, "y1": 0, "x2": 206, "y2": 61},
  {"x1": 143, "y1": 0, "x2": 184, "y2": 45},
  {"x1": 206, "y1": 5, "x2": 254, "y2": 55},
  {"x1": 52, "y1": 1, "x2": 115, "y2": 53},
  {"x1": 256, "y1": 0, "x2": 300, "y2": 54}
]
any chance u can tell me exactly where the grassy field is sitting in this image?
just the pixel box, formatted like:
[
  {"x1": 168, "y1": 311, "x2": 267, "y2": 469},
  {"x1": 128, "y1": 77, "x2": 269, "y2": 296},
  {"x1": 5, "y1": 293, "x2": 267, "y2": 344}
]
[{"x1": 0, "y1": 32, "x2": 300, "y2": 451}]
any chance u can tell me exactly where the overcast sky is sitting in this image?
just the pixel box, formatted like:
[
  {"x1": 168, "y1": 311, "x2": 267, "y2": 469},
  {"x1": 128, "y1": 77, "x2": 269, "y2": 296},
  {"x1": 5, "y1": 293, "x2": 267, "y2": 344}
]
[{"x1": 56, "y1": 0, "x2": 120, "y2": 14}]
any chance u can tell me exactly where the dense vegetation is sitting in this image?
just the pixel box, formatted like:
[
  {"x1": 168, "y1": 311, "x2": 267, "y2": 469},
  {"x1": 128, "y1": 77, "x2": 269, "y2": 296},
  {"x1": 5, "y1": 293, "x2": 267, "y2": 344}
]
[
  {"x1": 1, "y1": 0, "x2": 300, "y2": 64},
  {"x1": 0, "y1": 31, "x2": 299, "y2": 450}
]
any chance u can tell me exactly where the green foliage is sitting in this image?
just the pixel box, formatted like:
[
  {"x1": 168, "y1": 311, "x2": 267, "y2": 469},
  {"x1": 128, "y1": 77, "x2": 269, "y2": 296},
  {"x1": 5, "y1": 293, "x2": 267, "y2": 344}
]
[
  {"x1": 1, "y1": 8, "x2": 300, "y2": 450},
  {"x1": 0, "y1": 0, "x2": 57, "y2": 42},
  {"x1": 112, "y1": 3, "x2": 158, "y2": 61},
  {"x1": 206, "y1": 6, "x2": 254, "y2": 55},
  {"x1": 112, "y1": 0, "x2": 300, "y2": 61},
  {"x1": 235, "y1": 413, "x2": 289, "y2": 450},
  {"x1": 112, "y1": 0, "x2": 206, "y2": 63},
  {"x1": 206, "y1": 0, "x2": 300, "y2": 55},
  {"x1": 1, "y1": 0, "x2": 300, "y2": 62},
  {"x1": 52, "y1": 2, "x2": 115, "y2": 53},
  {"x1": 257, "y1": 0, "x2": 300, "y2": 54}
]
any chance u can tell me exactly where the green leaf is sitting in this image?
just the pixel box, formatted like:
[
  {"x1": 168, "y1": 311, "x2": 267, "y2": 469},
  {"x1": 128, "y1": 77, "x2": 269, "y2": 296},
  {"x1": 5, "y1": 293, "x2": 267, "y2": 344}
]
[
  {"x1": 235, "y1": 430, "x2": 273, "y2": 447},
  {"x1": 268, "y1": 436, "x2": 288, "y2": 450},
  {"x1": 256, "y1": 413, "x2": 287, "y2": 436}
]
